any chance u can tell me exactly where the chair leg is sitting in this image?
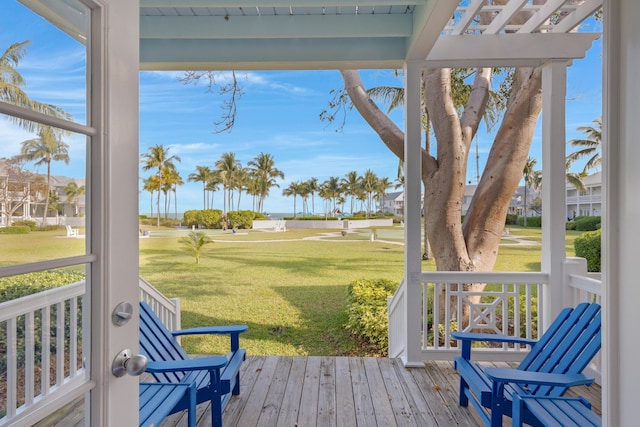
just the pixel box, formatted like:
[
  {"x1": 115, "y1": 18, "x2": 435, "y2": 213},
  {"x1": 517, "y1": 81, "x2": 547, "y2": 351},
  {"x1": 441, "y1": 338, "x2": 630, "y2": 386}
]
[
  {"x1": 459, "y1": 377, "x2": 469, "y2": 406},
  {"x1": 233, "y1": 372, "x2": 240, "y2": 395}
]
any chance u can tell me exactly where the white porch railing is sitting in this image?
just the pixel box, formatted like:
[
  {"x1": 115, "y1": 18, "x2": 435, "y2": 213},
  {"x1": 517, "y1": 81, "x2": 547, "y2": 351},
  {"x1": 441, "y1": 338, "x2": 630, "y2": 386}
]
[
  {"x1": 1, "y1": 277, "x2": 180, "y2": 426},
  {"x1": 0, "y1": 281, "x2": 89, "y2": 426},
  {"x1": 388, "y1": 257, "x2": 602, "y2": 380},
  {"x1": 139, "y1": 276, "x2": 181, "y2": 332}
]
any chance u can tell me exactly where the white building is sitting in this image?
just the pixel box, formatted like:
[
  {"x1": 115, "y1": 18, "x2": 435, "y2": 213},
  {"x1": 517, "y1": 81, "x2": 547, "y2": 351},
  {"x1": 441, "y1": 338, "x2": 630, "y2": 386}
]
[{"x1": 567, "y1": 172, "x2": 602, "y2": 219}]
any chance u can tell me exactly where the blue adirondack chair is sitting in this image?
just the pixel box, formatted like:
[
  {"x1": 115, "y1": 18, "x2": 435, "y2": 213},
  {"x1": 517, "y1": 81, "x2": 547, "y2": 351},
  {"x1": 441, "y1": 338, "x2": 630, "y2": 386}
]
[
  {"x1": 451, "y1": 302, "x2": 601, "y2": 427},
  {"x1": 139, "y1": 301, "x2": 248, "y2": 427}
]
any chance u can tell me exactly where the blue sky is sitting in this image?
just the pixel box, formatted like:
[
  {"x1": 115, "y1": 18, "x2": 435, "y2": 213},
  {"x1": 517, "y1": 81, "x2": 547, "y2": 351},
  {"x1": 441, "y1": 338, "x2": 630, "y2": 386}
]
[{"x1": 1, "y1": 1, "x2": 602, "y2": 215}]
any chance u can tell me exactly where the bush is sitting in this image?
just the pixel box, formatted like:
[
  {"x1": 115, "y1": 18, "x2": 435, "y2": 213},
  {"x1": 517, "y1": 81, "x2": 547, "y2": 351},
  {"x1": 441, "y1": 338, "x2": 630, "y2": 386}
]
[
  {"x1": 0, "y1": 271, "x2": 86, "y2": 372},
  {"x1": 566, "y1": 221, "x2": 577, "y2": 230},
  {"x1": 345, "y1": 278, "x2": 398, "y2": 355},
  {"x1": 12, "y1": 220, "x2": 37, "y2": 231},
  {"x1": 0, "y1": 225, "x2": 30, "y2": 234},
  {"x1": 183, "y1": 209, "x2": 224, "y2": 229},
  {"x1": 574, "y1": 229, "x2": 601, "y2": 272},
  {"x1": 505, "y1": 214, "x2": 518, "y2": 225},
  {"x1": 574, "y1": 216, "x2": 601, "y2": 231},
  {"x1": 517, "y1": 216, "x2": 542, "y2": 227},
  {"x1": 226, "y1": 210, "x2": 258, "y2": 229},
  {"x1": 37, "y1": 224, "x2": 63, "y2": 231}
]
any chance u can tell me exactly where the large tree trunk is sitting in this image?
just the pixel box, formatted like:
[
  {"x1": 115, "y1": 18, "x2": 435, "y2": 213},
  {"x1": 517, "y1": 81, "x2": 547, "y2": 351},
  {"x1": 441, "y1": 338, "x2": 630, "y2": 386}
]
[{"x1": 341, "y1": 66, "x2": 542, "y2": 325}]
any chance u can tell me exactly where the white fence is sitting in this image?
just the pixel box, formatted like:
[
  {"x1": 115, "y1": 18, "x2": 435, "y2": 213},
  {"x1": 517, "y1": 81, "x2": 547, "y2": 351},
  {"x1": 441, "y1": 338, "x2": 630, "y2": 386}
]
[
  {"x1": 1, "y1": 277, "x2": 180, "y2": 426},
  {"x1": 0, "y1": 281, "x2": 88, "y2": 426}
]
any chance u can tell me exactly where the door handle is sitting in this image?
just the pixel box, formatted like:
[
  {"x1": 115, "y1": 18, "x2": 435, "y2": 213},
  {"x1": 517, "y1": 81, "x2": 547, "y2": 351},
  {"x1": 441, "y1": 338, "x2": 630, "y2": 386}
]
[{"x1": 112, "y1": 349, "x2": 148, "y2": 377}]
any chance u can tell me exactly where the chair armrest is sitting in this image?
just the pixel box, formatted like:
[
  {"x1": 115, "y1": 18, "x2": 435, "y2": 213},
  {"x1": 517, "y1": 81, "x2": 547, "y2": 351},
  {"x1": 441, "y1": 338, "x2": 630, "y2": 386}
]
[
  {"x1": 171, "y1": 325, "x2": 248, "y2": 352},
  {"x1": 484, "y1": 368, "x2": 595, "y2": 388},
  {"x1": 451, "y1": 332, "x2": 537, "y2": 346},
  {"x1": 451, "y1": 332, "x2": 537, "y2": 360},
  {"x1": 171, "y1": 325, "x2": 248, "y2": 337},
  {"x1": 146, "y1": 355, "x2": 228, "y2": 373}
]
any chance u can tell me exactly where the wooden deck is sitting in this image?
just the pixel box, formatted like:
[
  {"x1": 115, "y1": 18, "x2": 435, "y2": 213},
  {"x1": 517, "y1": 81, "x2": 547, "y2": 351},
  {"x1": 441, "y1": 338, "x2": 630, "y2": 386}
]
[{"x1": 158, "y1": 356, "x2": 601, "y2": 427}]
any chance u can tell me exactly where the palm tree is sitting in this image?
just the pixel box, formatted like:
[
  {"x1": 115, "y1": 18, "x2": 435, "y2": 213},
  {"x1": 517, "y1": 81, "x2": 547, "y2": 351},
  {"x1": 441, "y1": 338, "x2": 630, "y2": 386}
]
[
  {"x1": 205, "y1": 173, "x2": 222, "y2": 210},
  {"x1": 522, "y1": 157, "x2": 542, "y2": 227},
  {"x1": 141, "y1": 144, "x2": 181, "y2": 226},
  {"x1": 1, "y1": 41, "x2": 72, "y2": 131},
  {"x1": 179, "y1": 231, "x2": 212, "y2": 263},
  {"x1": 64, "y1": 181, "x2": 85, "y2": 216},
  {"x1": 341, "y1": 171, "x2": 362, "y2": 215},
  {"x1": 21, "y1": 126, "x2": 70, "y2": 224},
  {"x1": 321, "y1": 176, "x2": 342, "y2": 216},
  {"x1": 168, "y1": 168, "x2": 183, "y2": 220},
  {"x1": 188, "y1": 165, "x2": 213, "y2": 210},
  {"x1": 306, "y1": 177, "x2": 319, "y2": 215},
  {"x1": 248, "y1": 153, "x2": 285, "y2": 213},
  {"x1": 215, "y1": 152, "x2": 240, "y2": 213},
  {"x1": 142, "y1": 176, "x2": 160, "y2": 217},
  {"x1": 361, "y1": 169, "x2": 379, "y2": 218},
  {"x1": 567, "y1": 117, "x2": 602, "y2": 174},
  {"x1": 374, "y1": 177, "x2": 392, "y2": 214},
  {"x1": 282, "y1": 181, "x2": 304, "y2": 218}
]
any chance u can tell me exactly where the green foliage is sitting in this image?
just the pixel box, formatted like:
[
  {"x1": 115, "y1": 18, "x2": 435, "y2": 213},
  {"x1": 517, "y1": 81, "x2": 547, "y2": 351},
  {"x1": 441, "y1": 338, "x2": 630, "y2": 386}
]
[
  {"x1": 508, "y1": 295, "x2": 539, "y2": 339},
  {"x1": 345, "y1": 278, "x2": 398, "y2": 355},
  {"x1": 226, "y1": 210, "x2": 258, "y2": 229},
  {"x1": 37, "y1": 224, "x2": 62, "y2": 231},
  {"x1": 574, "y1": 229, "x2": 601, "y2": 272},
  {"x1": 517, "y1": 216, "x2": 542, "y2": 227},
  {"x1": 285, "y1": 216, "x2": 339, "y2": 220},
  {"x1": 0, "y1": 271, "x2": 86, "y2": 372},
  {"x1": 0, "y1": 225, "x2": 30, "y2": 234},
  {"x1": 505, "y1": 214, "x2": 518, "y2": 225},
  {"x1": 566, "y1": 221, "x2": 577, "y2": 230},
  {"x1": 12, "y1": 220, "x2": 37, "y2": 231},
  {"x1": 183, "y1": 209, "x2": 224, "y2": 229},
  {"x1": 574, "y1": 216, "x2": 601, "y2": 231},
  {"x1": 178, "y1": 231, "x2": 212, "y2": 263}
]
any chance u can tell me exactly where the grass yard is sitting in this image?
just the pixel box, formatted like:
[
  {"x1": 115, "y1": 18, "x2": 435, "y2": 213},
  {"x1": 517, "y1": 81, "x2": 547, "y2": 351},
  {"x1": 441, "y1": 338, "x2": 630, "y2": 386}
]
[{"x1": 1, "y1": 225, "x2": 589, "y2": 357}]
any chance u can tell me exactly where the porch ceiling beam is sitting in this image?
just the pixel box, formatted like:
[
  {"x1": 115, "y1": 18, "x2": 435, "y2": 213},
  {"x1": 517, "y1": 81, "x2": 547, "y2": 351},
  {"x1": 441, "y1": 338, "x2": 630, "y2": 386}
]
[
  {"x1": 405, "y1": 0, "x2": 459, "y2": 61},
  {"x1": 424, "y1": 33, "x2": 599, "y2": 67},
  {"x1": 140, "y1": 0, "x2": 424, "y2": 7},
  {"x1": 140, "y1": 14, "x2": 412, "y2": 39},
  {"x1": 140, "y1": 37, "x2": 405, "y2": 70}
]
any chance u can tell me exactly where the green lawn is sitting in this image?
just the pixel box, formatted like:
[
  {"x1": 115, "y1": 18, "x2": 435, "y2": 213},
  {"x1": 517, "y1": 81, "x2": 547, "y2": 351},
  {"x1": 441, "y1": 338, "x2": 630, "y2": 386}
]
[{"x1": 1, "y1": 225, "x2": 587, "y2": 357}]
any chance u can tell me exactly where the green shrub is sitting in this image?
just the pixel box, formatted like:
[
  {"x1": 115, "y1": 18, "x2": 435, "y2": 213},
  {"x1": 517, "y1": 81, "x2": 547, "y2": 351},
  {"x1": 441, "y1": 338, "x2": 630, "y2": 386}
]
[
  {"x1": 0, "y1": 271, "x2": 86, "y2": 372},
  {"x1": 226, "y1": 210, "x2": 258, "y2": 229},
  {"x1": 574, "y1": 229, "x2": 601, "y2": 272},
  {"x1": 508, "y1": 295, "x2": 539, "y2": 339},
  {"x1": 505, "y1": 214, "x2": 518, "y2": 225},
  {"x1": 345, "y1": 278, "x2": 398, "y2": 355},
  {"x1": 0, "y1": 225, "x2": 31, "y2": 234},
  {"x1": 566, "y1": 221, "x2": 577, "y2": 230},
  {"x1": 574, "y1": 216, "x2": 601, "y2": 231},
  {"x1": 517, "y1": 216, "x2": 542, "y2": 227},
  {"x1": 183, "y1": 209, "x2": 224, "y2": 229},
  {"x1": 12, "y1": 220, "x2": 37, "y2": 231},
  {"x1": 37, "y1": 224, "x2": 63, "y2": 231}
]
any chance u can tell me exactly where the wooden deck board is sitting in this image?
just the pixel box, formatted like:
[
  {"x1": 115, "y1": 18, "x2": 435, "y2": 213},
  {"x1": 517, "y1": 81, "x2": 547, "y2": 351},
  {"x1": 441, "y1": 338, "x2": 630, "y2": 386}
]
[{"x1": 150, "y1": 356, "x2": 601, "y2": 427}]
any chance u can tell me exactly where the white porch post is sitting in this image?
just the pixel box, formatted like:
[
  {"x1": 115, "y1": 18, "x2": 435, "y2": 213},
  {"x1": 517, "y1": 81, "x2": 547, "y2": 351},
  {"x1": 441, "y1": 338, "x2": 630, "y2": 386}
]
[
  {"x1": 541, "y1": 60, "x2": 568, "y2": 330},
  {"x1": 603, "y1": 0, "x2": 640, "y2": 425},
  {"x1": 402, "y1": 60, "x2": 423, "y2": 366}
]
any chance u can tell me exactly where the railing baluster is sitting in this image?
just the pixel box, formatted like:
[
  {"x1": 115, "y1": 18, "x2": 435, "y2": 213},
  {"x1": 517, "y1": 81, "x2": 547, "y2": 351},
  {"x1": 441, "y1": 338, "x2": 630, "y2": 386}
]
[
  {"x1": 7, "y1": 317, "x2": 17, "y2": 418},
  {"x1": 42, "y1": 305, "x2": 51, "y2": 397},
  {"x1": 69, "y1": 297, "x2": 78, "y2": 377},
  {"x1": 25, "y1": 311, "x2": 35, "y2": 406},
  {"x1": 56, "y1": 301, "x2": 64, "y2": 386}
]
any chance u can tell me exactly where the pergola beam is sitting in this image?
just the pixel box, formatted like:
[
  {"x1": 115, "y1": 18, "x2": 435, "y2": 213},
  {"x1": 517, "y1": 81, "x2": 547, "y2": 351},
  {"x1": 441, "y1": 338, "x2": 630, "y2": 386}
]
[
  {"x1": 141, "y1": 0, "x2": 424, "y2": 7},
  {"x1": 483, "y1": 0, "x2": 529, "y2": 34},
  {"x1": 425, "y1": 33, "x2": 599, "y2": 67},
  {"x1": 552, "y1": 0, "x2": 602, "y2": 33},
  {"x1": 518, "y1": 0, "x2": 568, "y2": 34},
  {"x1": 405, "y1": 0, "x2": 458, "y2": 61}
]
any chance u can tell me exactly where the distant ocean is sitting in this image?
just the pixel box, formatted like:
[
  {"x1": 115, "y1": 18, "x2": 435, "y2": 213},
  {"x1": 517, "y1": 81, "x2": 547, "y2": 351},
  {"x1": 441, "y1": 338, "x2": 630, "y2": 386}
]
[{"x1": 140, "y1": 212, "x2": 295, "y2": 220}]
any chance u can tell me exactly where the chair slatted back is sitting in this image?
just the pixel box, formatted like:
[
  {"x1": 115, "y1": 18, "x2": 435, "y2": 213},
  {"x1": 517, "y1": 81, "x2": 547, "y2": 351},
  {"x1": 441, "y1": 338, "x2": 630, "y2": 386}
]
[{"x1": 139, "y1": 301, "x2": 189, "y2": 383}]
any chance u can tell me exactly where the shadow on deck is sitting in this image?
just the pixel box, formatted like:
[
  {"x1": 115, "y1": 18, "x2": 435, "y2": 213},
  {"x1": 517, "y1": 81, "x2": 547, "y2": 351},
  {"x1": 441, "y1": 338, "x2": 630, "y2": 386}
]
[{"x1": 161, "y1": 356, "x2": 601, "y2": 427}]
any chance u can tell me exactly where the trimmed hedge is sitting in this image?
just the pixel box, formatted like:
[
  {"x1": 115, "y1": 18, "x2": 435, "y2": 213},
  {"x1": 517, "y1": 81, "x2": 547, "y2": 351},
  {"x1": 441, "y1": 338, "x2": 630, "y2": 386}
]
[
  {"x1": 183, "y1": 209, "x2": 224, "y2": 229},
  {"x1": 226, "y1": 210, "x2": 260, "y2": 229},
  {"x1": 574, "y1": 229, "x2": 601, "y2": 272},
  {"x1": 505, "y1": 214, "x2": 518, "y2": 225},
  {"x1": 574, "y1": 216, "x2": 601, "y2": 231},
  {"x1": 345, "y1": 278, "x2": 398, "y2": 355},
  {"x1": 517, "y1": 216, "x2": 542, "y2": 227},
  {"x1": 0, "y1": 225, "x2": 31, "y2": 234},
  {"x1": 566, "y1": 221, "x2": 577, "y2": 230},
  {"x1": 12, "y1": 220, "x2": 37, "y2": 231}
]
